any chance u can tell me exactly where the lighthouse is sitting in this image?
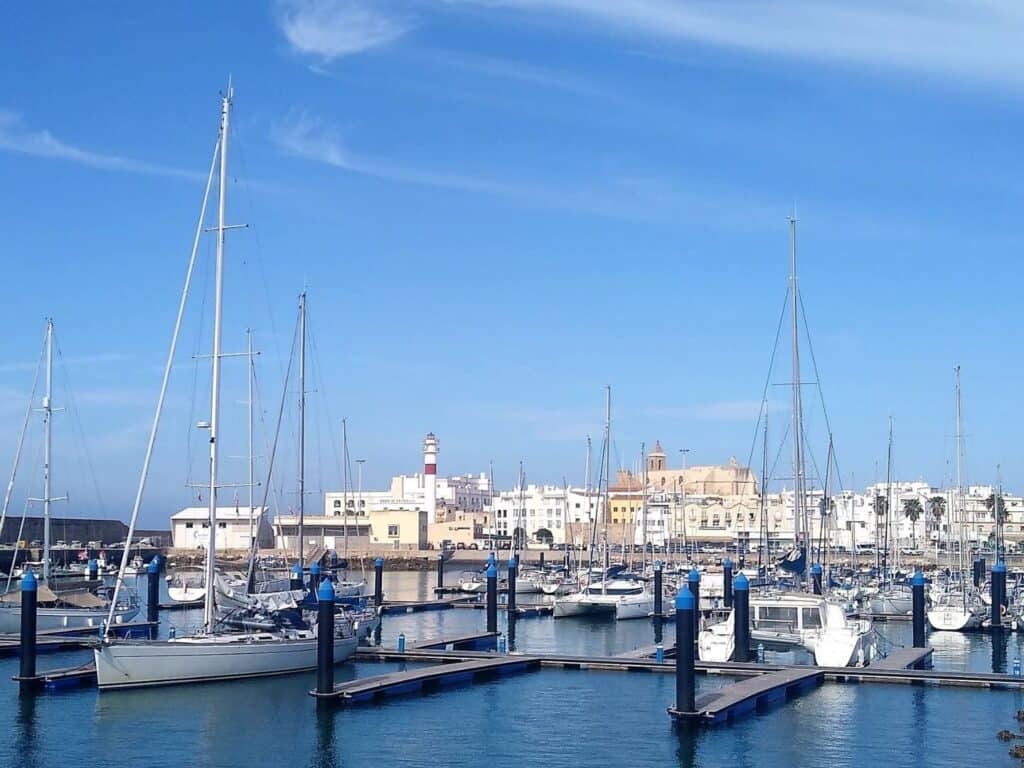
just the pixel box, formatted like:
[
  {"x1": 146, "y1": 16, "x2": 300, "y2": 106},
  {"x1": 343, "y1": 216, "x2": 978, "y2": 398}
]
[{"x1": 423, "y1": 432, "x2": 439, "y2": 524}]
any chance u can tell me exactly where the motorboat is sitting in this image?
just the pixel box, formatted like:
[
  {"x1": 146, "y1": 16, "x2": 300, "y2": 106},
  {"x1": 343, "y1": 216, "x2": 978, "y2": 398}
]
[{"x1": 166, "y1": 565, "x2": 206, "y2": 603}]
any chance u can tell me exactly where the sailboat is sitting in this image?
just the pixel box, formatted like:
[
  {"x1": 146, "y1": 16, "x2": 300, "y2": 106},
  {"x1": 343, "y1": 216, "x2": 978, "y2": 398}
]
[
  {"x1": 698, "y1": 218, "x2": 875, "y2": 666},
  {"x1": 95, "y1": 84, "x2": 356, "y2": 690},
  {"x1": 927, "y1": 367, "x2": 983, "y2": 632},
  {"x1": 868, "y1": 418, "x2": 913, "y2": 615},
  {"x1": 0, "y1": 319, "x2": 139, "y2": 633},
  {"x1": 553, "y1": 388, "x2": 655, "y2": 621}
]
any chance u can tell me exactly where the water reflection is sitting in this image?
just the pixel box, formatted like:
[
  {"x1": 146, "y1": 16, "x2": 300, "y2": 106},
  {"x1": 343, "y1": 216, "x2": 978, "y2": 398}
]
[
  {"x1": 992, "y1": 630, "x2": 1008, "y2": 674},
  {"x1": 312, "y1": 709, "x2": 339, "y2": 768},
  {"x1": 15, "y1": 692, "x2": 39, "y2": 768},
  {"x1": 673, "y1": 719, "x2": 702, "y2": 768}
]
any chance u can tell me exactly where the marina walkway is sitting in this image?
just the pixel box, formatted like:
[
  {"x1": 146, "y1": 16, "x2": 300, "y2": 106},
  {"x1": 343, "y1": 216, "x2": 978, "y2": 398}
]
[
  {"x1": 409, "y1": 631, "x2": 500, "y2": 651},
  {"x1": 671, "y1": 668, "x2": 824, "y2": 724},
  {"x1": 379, "y1": 596, "x2": 476, "y2": 615},
  {"x1": 311, "y1": 656, "x2": 541, "y2": 704},
  {"x1": 873, "y1": 647, "x2": 932, "y2": 670}
]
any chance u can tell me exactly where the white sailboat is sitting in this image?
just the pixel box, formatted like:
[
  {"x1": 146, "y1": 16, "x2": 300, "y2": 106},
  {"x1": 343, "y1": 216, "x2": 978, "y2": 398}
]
[
  {"x1": 95, "y1": 84, "x2": 355, "y2": 690},
  {"x1": 0, "y1": 319, "x2": 138, "y2": 632},
  {"x1": 927, "y1": 367, "x2": 983, "y2": 632}
]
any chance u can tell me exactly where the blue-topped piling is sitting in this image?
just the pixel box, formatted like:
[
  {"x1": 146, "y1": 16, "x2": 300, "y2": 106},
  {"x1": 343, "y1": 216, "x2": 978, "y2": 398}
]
[
  {"x1": 310, "y1": 563, "x2": 322, "y2": 592},
  {"x1": 486, "y1": 564, "x2": 498, "y2": 633},
  {"x1": 539, "y1": 551, "x2": 545, "y2": 568},
  {"x1": 147, "y1": 557, "x2": 160, "y2": 635},
  {"x1": 811, "y1": 563, "x2": 823, "y2": 595},
  {"x1": 374, "y1": 557, "x2": 384, "y2": 607},
  {"x1": 674, "y1": 585, "x2": 696, "y2": 714},
  {"x1": 88, "y1": 558, "x2": 98, "y2": 582},
  {"x1": 688, "y1": 568, "x2": 701, "y2": 640},
  {"x1": 723, "y1": 558, "x2": 733, "y2": 608},
  {"x1": 507, "y1": 557, "x2": 517, "y2": 615},
  {"x1": 734, "y1": 572, "x2": 750, "y2": 662},
  {"x1": 290, "y1": 562, "x2": 304, "y2": 591},
  {"x1": 653, "y1": 560, "x2": 663, "y2": 617},
  {"x1": 992, "y1": 561, "x2": 1007, "y2": 631},
  {"x1": 436, "y1": 554, "x2": 446, "y2": 590},
  {"x1": 316, "y1": 578, "x2": 336, "y2": 696},
  {"x1": 19, "y1": 571, "x2": 37, "y2": 686},
  {"x1": 973, "y1": 558, "x2": 983, "y2": 588},
  {"x1": 912, "y1": 570, "x2": 926, "y2": 648}
]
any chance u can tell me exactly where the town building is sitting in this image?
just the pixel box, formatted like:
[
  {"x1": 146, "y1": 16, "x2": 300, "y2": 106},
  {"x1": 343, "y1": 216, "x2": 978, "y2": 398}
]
[{"x1": 171, "y1": 506, "x2": 273, "y2": 550}]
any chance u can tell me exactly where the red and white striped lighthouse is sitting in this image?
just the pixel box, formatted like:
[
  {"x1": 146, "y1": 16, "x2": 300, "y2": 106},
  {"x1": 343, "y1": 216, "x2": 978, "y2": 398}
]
[{"x1": 423, "y1": 432, "x2": 439, "y2": 524}]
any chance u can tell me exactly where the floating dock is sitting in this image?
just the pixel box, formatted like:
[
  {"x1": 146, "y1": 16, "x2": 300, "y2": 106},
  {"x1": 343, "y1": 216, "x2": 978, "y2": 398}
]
[
  {"x1": 380, "y1": 596, "x2": 475, "y2": 615},
  {"x1": 451, "y1": 602, "x2": 553, "y2": 617},
  {"x1": 409, "y1": 631, "x2": 500, "y2": 652},
  {"x1": 873, "y1": 646, "x2": 932, "y2": 670},
  {"x1": 670, "y1": 667, "x2": 824, "y2": 725},
  {"x1": 311, "y1": 656, "x2": 541, "y2": 704},
  {"x1": 14, "y1": 661, "x2": 98, "y2": 690}
]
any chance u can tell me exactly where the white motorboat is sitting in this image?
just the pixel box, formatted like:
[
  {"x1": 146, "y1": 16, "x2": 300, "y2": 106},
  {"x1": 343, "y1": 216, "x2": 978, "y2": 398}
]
[
  {"x1": 613, "y1": 590, "x2": 656, "y2": 620},
  {"x1": 698, "y1": 608, "x2": 734, "y2": 662},
  {"x1": 458, "y1": 572, "x2": 488, "y2": 593},
  {"x1": 166, "y1": 566, "x2": 206, "y2": 603},
  {"x1": 749, "y1": 592, "x2": 876, "y2": 667},
  {"x1": 95, "y1": 621, "x2": 357, "y2": 690}
]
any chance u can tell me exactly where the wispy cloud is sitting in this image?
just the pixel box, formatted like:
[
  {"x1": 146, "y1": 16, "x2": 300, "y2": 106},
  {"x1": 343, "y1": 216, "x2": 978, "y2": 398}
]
[
  {"x1": 271, "y1": 110, "x2": 520, "y2": 195},
  {"x1": 423, "y1": 49, "x2": 610, "y2": 98},
  {"x1": 0, "y1": 110, "x2": 201, "y2": 180},
  {"x1": 277, "y1": 0, "x2": 411, "y2": 62},
  {"x1": 453, "y1": 0, "x2": 1024, "y2": 87},
  {"x1": 269, "y1": 110, "x2": 783, "y2": 227},
  {"x1": 644, "y1": 400, "x2": 784, "y2": 423},
  {"x1": 0, "y1": 352, "x2": 132, "y2": 375}
]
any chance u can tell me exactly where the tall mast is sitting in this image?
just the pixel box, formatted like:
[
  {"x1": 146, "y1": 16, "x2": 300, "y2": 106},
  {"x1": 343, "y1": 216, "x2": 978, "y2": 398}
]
[
  {"x1": 759, "y1": 403, "x2": 768, "y2": 578},
  {"x1": 342, "y1": 418, "x2": 349, "y2": 560},
  {"x1": 247, "y1": 328, "x2": 255, "y2": 553},
  {"x1": 516, "y1": 461, "x2": 525, "y2": 558},
  {"x1": 297, "y1": 291, "x2": 307, "y2": 568},
  {"x1": 884, "y1": 417, "x2": 893, "y2": 585},
  {"x1": 204, "y1": 83, "x2": 232, "y2": 632},
  {"x1": 788, "y1": 216, "x2": 806, "y2": 572},
  {"x1": 640, "y1": 441, "x2": 648, "y2": 571},
  {"x1": 41, "y1": 319, "x2": 54, "y2": 583},
  {"x1": 602, "y1": 386, "x2": 611, "y2": 590},
  {"x1": 954, "y1": 366, "x2": 966, "y2": 603},
  {"x1": 584, "y1": 436, "x2": 594, "y2": 573}
]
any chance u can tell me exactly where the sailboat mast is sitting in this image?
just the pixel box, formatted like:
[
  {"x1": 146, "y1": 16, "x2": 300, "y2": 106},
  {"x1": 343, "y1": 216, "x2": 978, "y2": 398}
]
[
  {"x1": 954, "y1": 366, "x2": 966, "y2": 603},
  {"x1": 602, "y1": 386, "x2": 611, "y2": 590},
  {"x1": 204, "y1": 84, "x2": 232, "y2": 632},
  {"x1": 641, "y1": 442, "x2": 648, "y2": 571},
  {"x1": 247, "y1": 328, "x2": 255, "y2": 551},
  {"x1": 342, "y1": 418, "x2": 349, "y2": 560},
  {"x1": 759, "y1": 402, "x2": 768, "y2": 577},
  {"x1": 788, "y1": 216, "x2": 805, "y2": 569},
  {"x1": 42, "y1": 318, "x2": 54, "y2": 583},
  {"x1": 885, "y1": 417, "x2": 893, "y2": 585},
  {"x1": 297, "y1": 291, "x2": 306, "y2": 568}
]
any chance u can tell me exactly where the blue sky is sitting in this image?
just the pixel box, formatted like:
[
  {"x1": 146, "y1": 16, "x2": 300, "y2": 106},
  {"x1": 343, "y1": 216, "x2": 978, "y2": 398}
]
[{"x1": 1, "y1": 1, "x2": 1023, "y2": 528}]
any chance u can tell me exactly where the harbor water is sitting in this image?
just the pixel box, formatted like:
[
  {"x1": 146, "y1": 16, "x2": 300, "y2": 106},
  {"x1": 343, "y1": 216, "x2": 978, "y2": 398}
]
[{"x1": 1, "y1": 570, "x2": 1022, "y2": 768}]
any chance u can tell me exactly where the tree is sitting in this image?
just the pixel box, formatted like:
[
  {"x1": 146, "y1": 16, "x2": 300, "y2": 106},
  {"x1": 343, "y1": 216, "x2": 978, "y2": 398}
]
[
  {"x1": 903, "y1": 498, "x2": 924, "y2": 547},
  {"x1": 929, "y1": 496, "x2": 946, "y2": 542},
  {"x1": 985, "y1": 493, "x2": 1007, "y2": 556}
]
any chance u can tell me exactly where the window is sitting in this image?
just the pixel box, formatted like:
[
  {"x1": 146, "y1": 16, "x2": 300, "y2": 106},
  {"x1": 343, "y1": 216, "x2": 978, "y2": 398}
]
[
  {"x1": 185, "y1": 522, "x2": 194, "y2": 529},
  {"x1": 333, "y1": 500, "x2": 341, "y2": 508},
  {"x1": 387, "y1": 525, "x2": 399, "y2": 537},
  {"x1": 217, "y1": 522, "x2": 226, "y2": 529}
]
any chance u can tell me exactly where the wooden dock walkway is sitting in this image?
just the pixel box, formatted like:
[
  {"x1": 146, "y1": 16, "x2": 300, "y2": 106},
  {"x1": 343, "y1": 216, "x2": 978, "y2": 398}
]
[
  {"x1": 616, "y1": 641, "x2": 676, "y2": 659},
  {"x1": 380, "y1": 596, "x2": 476, "y2": 615},
  {"x1": 671, "y1": 667, "x2": 824, "y2": 725},
  {"x1": 409, "y1": 631, "x2": 500, "y2": 652},
  {"x1": 14, "y1": 661, "x2": 99, "y2": 690},
  {"x1": 873, "y1": 647, "x2": 932, "y2": 670},
  {"x1": 450, "y1": 602, "x2": 553, "y2": 617},
  {"x1": 311, "y1": 656, "x2": 541, "y2": 704}
]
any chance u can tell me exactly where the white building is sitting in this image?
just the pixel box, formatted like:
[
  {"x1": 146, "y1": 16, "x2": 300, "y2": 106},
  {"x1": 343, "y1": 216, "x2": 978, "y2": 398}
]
[
  {"x1": 487, "y1": 485, "x2": 598, "y2": 546},
  {"x1": 171, "y1": 506, "x2": 273, "y2": 550}
]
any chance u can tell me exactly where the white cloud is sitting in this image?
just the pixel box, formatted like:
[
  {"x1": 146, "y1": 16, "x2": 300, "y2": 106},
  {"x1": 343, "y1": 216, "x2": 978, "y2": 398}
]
[
  {"x1": 277, "y1": 0, "x2": 411, "y2": 61},
  {"x1": 0, "y1": 110, "x2": 201, "y2": 180},
  {"x1": 452, "y1": 0, "x2": 1024, "y2": 87},
  {"x1": 270, "y1": 110, "x2": 517, "y2": 194}
]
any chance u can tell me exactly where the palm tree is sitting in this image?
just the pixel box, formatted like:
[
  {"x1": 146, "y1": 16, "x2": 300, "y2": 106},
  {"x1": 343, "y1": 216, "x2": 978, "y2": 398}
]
[
  {"x1": 929, "y1": 496, "x2": 946, "y2": 543},
  {"x1": 903, "y1": 498, "x2": 924, "y2": 548},
  {"x1": 985, "y1": 493, "x2": 1007, "y2": 557}
]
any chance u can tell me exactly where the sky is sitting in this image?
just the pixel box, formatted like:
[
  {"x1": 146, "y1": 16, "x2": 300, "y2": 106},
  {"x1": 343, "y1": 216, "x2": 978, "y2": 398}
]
[{"x1": 1, "y1": 1, "x2": 1023, "y2": 529}]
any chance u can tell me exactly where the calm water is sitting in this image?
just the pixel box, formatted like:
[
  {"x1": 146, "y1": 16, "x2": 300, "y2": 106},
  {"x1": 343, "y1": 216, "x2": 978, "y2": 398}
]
[{"x1": 1, "y1": 570, "x2": 1021, "y2": 768}]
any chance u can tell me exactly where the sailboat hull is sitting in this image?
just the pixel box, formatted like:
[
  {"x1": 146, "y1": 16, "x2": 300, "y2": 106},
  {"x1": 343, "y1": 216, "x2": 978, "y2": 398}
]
[
  {"x1": 927, "y1": 607, "x2": 982, "y2": 632},
  {"x1": 94, "y1": 632, "x2": 357, "y2": 690},
  {"x1": 0, "y1": 604, "x2": 139, "y2": 634}
]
